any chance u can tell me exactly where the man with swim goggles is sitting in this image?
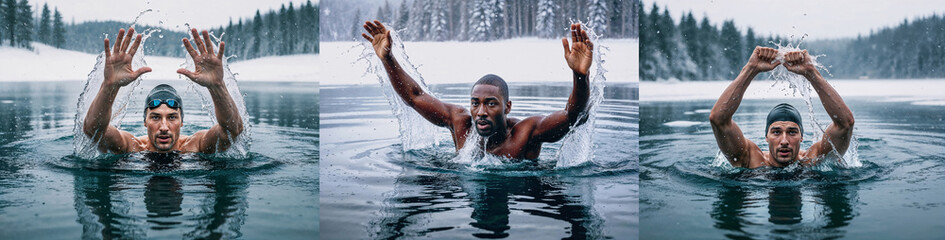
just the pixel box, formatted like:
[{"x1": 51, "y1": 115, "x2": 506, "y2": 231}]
[
  {"x1": 709, "y1": 47, "x2": 855, "y2": 168},
  {"x1": 83, "y1": 27, "x2": 244, "y2": 154}
]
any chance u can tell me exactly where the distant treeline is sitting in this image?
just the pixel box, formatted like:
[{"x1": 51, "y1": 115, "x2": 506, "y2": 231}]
[
  {"x1": 1, "y1": 0, "x2": 318, "y2": 61},
  {"x1": 65, "y1": 1, "x2": 319, "y2": 60},
  {"x1": 640, "y1": 4, "x2": 945, "y2": 81},
  {"x1": 0, "y1": 1, "x2": 65, "y2": 49},
  {"x1": 322, "y1": 0, "x2": 639, "y2": 42}
]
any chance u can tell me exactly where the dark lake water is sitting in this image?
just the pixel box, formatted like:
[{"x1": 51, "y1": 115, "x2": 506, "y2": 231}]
[
  {"x1": 320, "y1": 82, "x2": 639, "y2": 239},
  {"x1": 640, "y1": 97, "x2": 945, "y2": 239},
  {"x1": 0, "y1": 81, "x2": 318, "y2": 239}
]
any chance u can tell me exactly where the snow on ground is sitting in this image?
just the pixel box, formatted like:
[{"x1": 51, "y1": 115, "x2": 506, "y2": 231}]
[
  {"x1": 0, "y1": 42, "x2": 315, "y2": 82},
  {"x1": 320, "y1": 38, "x2": 637, "y2": 86},
  {"x1": 642, "y1": 79, "x2": 945, "y2": 106}
]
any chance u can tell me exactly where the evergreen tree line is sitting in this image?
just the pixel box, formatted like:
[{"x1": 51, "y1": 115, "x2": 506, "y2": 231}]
[
  {"x1": 323, "y1": 0, "x2": 639, "y2": 42},
  {"x1": 640, "y1": 4, "x2": 945, "y2": 81},
  {"x1": 0, "y1": 0, "x2": 65, "y2": 49},
  {"x1": 2, "y1": 0, "x2": 317, "y2": 61}
]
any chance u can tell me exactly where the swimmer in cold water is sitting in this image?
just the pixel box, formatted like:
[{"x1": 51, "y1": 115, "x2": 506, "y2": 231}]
[
  {"x1": 361, "y1": 20, "x2": 593, "y2": 160},
  {"x1": 83, "y1": 27, "x2": 244, "y2": 154},
  {"x1": 709, "y1": 47, "x2": 855, "y2": 168}
]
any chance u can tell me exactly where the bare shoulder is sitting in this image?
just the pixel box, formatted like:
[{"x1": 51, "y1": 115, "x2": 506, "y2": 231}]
[{"x1": 177, "y1": 132, "x2": 201, "y2": 152}]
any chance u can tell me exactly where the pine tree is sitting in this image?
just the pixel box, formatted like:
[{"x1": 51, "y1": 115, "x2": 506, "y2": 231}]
[
  {"x1": 587, "y1": 0, "x2": 608, "y2": 36},
  {"x1": 535, "y1": 0, "x2": 557, "y2": 38},
  {"x1": 14, "y1": 0, "x2": 31, "y2": 49},
  {"x1": 38, "y1": 3, "x2": 49, "y2": 44},
  {"x1": 3, "y1": 0, "x2": 17, "y2": 46},
  {"x1": 52, "y1": 8, "x2": 64, "y2": 48},
  {"x1": 286, "y1": 2, "x2": 297, "y2": 53},
  {"x1": 469, "y1": 0, "x2": 491, "y2": 41},
  {"x1": 251, "y1": 10, "x2": 262, "y2": 58},
  {"x1": 429, "y1": 1, "x2": 449, "y2": 41},
  {"x1": 720, "y1": 20, "x2": 742, "y2": 79},
  {"x1": 351, "y1": 8, "x2": 361, "y2": 41},
  {"x1": 396, "y1": 0, "x2": 409, "y2": 30}
]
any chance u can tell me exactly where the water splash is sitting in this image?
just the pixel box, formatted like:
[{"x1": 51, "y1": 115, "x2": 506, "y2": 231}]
[
  {"x1": 554, "y1": 20, "x2": 609, "y2": 169},
  {"x1": 358, "y1": 24, "x2": 448, "y2": 151}
]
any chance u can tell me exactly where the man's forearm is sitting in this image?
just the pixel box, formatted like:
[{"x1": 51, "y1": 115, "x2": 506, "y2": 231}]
[
  {"x1": 83, "y1": 82, "x2": 120, "y2": 139},
  {"x1": 380, "y1": 55, "x2": 424, "y2": 105},
  {"x1": 565, "y1": 72, "x2": 590, "y2": 123},
  {"x1": 710, "y1": 66, "x2": 758, "y2": 124},
  {"x1": 207, "y1": 84, "x2": 243, "y2": 137},
  {"x1": 806, "y1": 71, "x2": 854, "y2": 129}
]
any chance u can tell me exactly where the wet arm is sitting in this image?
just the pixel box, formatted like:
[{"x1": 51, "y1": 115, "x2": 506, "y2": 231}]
[
  {"x1": 806, "y1": 71, "x2": 855, "y2": 159},
  {"x1": 531, "y1": 72, "x2": 590, "y2": 142},
  {"x1": 195, "y1": 84, "x2": 244, "y2": 153},
  {"x1": 709, "y1": 66, "x2": 760, "y2": 167}
]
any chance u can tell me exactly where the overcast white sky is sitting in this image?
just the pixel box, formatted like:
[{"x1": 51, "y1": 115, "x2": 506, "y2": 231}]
[
  {"x1": 648, "y1": 0, "x2": 945, "y2": 39},
  {"x1": 32, "y1": 0, "x2": 317, "y2": 30}
]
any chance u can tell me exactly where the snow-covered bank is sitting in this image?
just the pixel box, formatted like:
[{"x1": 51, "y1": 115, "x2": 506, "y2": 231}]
[
  {"x1": 642, "y1": 79, "x2": 945, "y2": 106},
  {"x1": 320, "y1": 38, "x2": 637, "y2": 86},
  {"x1": 0, "y1": 42, "x2": 316, "y2": 82}
]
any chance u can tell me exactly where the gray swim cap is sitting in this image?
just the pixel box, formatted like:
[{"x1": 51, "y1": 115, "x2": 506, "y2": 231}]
[
  {"x1": 765, "y1": 103, "x2": 802, "y2": 134},
  {"x1": 144, "y1": 84, "x2": 182, "y2": 119}
]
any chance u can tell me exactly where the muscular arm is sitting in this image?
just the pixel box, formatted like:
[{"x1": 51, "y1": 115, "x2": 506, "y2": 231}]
[
  {"x1": 709, "y1": 47, "x2": 780, "y2": 167},
  {"x1": 178, "y1": 29, "x2": 244, "y2": 153},
  {"x1": 784, "y1": 51, "x2": 854, "y2": 160},
  {"x1": 531, "y1": 23, "x2": 593, "y2": 143},
  {"x1": 362, "y1": 20, "x2": 465, "y2": 128},
  {"x1": 83, "y1": 28, "x2": 151, "y2": 153}
]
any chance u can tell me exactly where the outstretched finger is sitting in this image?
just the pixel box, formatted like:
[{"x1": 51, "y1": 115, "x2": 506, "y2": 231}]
[
  {"x1": 362, "y1": 33, "x2": 373, "y2": 42},
  {"x1": 364, "y1": 21, "x2": 377, "y2": 33},
  {"x1": 128, "y1": 34, "x2": 142, "y2": 57},
  {"x1": 363, "y1": 22, "x2": 374, "y2": 34},
  {"x1": 114, "y1": 29, "x2": 125, "y2": 55},
  {"x1": 104, "y1": 38, "x2": 111, "y2": 58},
  {"x1": 375, "y1": 21, "x2": 386, "y2": 32},
  {"x1": 570, "y1": 24, "x2": 578, "y2": 42},
  {"x1": 121, "y1": 28, "x2": 135, "y2": 53},
  {"x1": 585, "y1": 39, "x2": 594, "y2": 51},
  {"x1": 131, "y1": 66, "x2": 152, "y2": 79},
  {"x1": 191, "y1": 29, "x2": 207, "y2": 54},
  {"x1": 217, "y1": 41, "x2": 226, "y2": 60},
  {"x1": 201, "y1": 30, "x2": 215, "y2": 55},
  {"x1": 176, "y1": 68, "x2": 198, "y2": 80},
  {"x1": 182, "y1": 38, "x2": 198, "y2": 60},
  {"x1": 562, "y1": 37, "x2": 570, "y2": 57}
]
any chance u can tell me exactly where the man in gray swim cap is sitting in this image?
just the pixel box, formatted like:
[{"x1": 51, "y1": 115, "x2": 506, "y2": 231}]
[
  {"x1": 83, "y1": 27, "x2": 243, "y2": 154},
  {"x1": 709, "y1": 47, "x2": 855, "y2": 168}
]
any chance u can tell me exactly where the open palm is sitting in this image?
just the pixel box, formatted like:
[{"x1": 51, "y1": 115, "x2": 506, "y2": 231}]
[
  {"x1": 103, "y1": 27, "x2": 151, "y2": 86},
  {"x1": 563, "y1": 23, "x2": 594, "y2": 76},
  {"x1": 178, "y1": 28, "x2": 225, "y2": 87},
  {"x1": 362, "y1": 20, "x2": 392, "y2": 59}
]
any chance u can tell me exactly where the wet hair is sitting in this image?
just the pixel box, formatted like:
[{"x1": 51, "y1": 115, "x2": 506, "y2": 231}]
[
  {"x1": 472, "y1": 74, "x2": 510, "y2": 102},
  {"x1": 766, "y1": 103, "x2": 803, "y2": 134},
  {"x1": 144, "y1": 84, "x2": 183, "y2": 119}
]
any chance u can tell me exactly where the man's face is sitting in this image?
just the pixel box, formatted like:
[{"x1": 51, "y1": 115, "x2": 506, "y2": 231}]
[
  {"x1": 145, "y1": 105, "x2": 182, "y2": 152},
  {"x1": 470, "y1": 84, "x2": 510, "y2": 137},
  {"x1": 765, "y1": 121, "x2": 803, "y2": 166}
]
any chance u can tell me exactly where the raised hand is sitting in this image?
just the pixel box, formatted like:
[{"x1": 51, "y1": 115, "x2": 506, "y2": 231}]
[
  {"x1": 103, "y1": 27, "x2": 152, "y2": 87},
  {"x1": 362, "y1": 20, "x2": 392, "y2": 59},
  {"x1": 178, "y1": 28, "x2": 226, "y2": 88},
  {"x1": 746, "y1": 46, "x2": 781, "y2": 73},
  {"x1": 784, "y1": 50, "x2": 818, "y2": 77},
  {"x1": 562, "y1": 23, "x2": 593, "y2": 76}
]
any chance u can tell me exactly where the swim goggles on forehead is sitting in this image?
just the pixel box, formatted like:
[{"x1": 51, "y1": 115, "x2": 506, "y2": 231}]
[{"x1": 147, "y1": 99, "x2": 181, "y2": 109}]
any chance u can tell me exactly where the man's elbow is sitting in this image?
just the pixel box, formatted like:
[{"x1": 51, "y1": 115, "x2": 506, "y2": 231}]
[
  {"x1": 708, "y1": 111, "x2": 726, "y2": 126},
  {"x1": 82, "y1": 122, "x2": 97, "y2": 138},
  {"x1": 836, "y1": 115, "x2": 854, "y2": 131}
]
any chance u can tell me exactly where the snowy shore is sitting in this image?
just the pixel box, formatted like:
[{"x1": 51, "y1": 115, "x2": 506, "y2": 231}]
[{"x1": 0, "y1": 42, "x2": 316, "y2": 82}]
